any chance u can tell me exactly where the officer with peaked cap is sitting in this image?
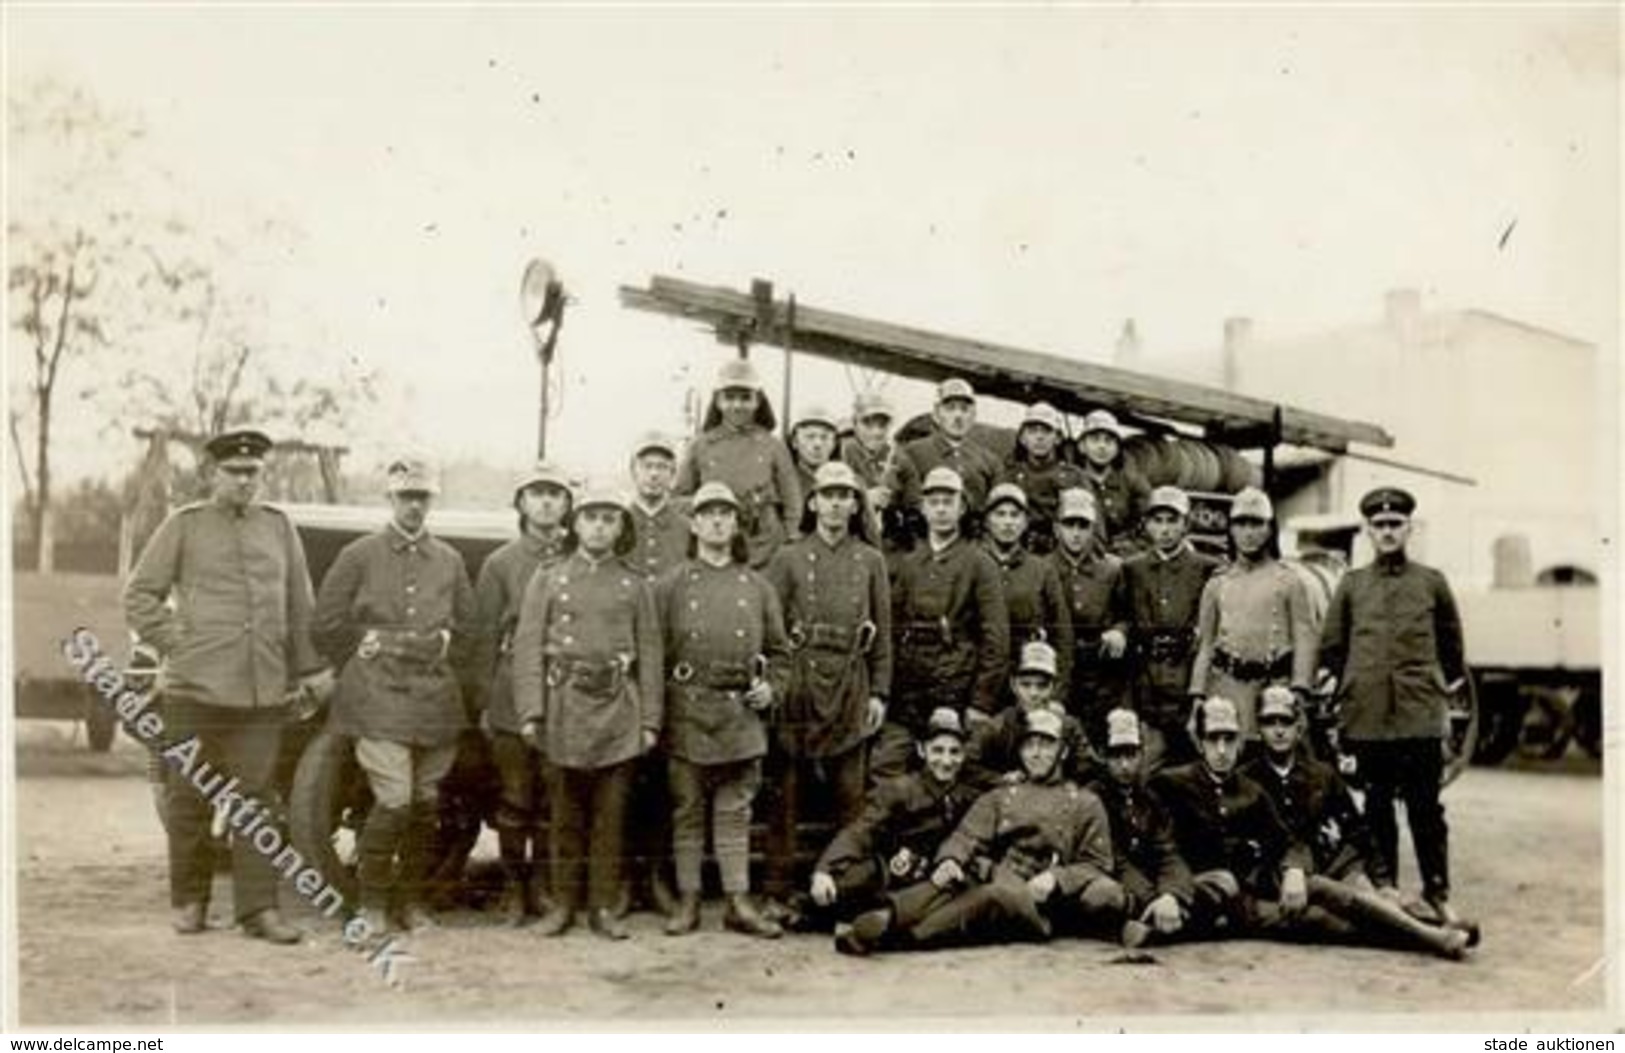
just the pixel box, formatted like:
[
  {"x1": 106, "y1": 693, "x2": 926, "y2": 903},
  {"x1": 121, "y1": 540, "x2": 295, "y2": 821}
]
[
  {"x1": 893, "y1": 377, "x2": 1003, "y2": 515},
  {"x1": 879, "y1": 465, "x2": 1010, "y2": 783},
  {"x1": 1189, "y1": 487, "x2": 1318, "y2": 740},
  {"x1": 469, "y1": 460, "x2": 575, "y2": 925},
  {"x1": 1319, "y1": 485, "x2": 1473, "y2": 935},
  {"x1": 655, "y1": 479, "x2": 791, "y2": 938},
  {"x1": 1001, "y1": 400, "x2": 1086, "y2": 553},
  {"x1": 125, "y1": 427, "x2": 331, "y2": 944},
  {"x1": 511, "y1": 485, "x2": 664, "y2": 940},
  {"x1": 763, "y1": 460, "x2": 893, "y2": 918},
  {"x1": 314, "y1": 455, "x2": 477, "y2": 936},
  {"x1": 676, "y1": 358, "x2": 801, "y2": 568}
]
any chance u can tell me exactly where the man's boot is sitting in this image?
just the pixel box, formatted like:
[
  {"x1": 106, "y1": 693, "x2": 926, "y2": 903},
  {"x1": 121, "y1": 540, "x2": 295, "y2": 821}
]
[
  {"x1": 172, "y1": 902, "x2": 208, "y2": 935},
  {"x1": 590, "y1": 907, "x2": 631, "y2": 941},
  {"x1": 1312, "y1": 876, "x2": 1470, "y2": 960},
  {"x1": 356, "y1": 804, "x2": 408, "y2": 937},
  {"x1": 1426, "y1": 896, "x2": 1482, "y2": 948},
  {"x1": 664, "y1": 892, "x2": 701, "y2": 936},
  {"x1": 535, "y1": 906, "x2": 575, "y2": 937},
  {"x1": 835, "y1": 906, "x2": 893, "y2": 956},
  {"x1": 496, "y1": 829, "x2": 531, "y2": 927},
  {"x1": 724, "y1": 893, "x2": 783, "y2": 939},
  {"x1": 241, "y1": 909, "x2": 303, "y2": 945},
  {"x1": 396, "y1": 803, "x2": 441, "y2": 933},
  {"x1": 648, "y1": 868, "x2": 681, "y2": 919}
]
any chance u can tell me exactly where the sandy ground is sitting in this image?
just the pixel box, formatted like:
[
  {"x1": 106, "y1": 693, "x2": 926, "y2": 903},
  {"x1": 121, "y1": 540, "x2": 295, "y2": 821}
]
[{"x1": 11, "y1": 720, "x2": 1611, "y2": 1029}]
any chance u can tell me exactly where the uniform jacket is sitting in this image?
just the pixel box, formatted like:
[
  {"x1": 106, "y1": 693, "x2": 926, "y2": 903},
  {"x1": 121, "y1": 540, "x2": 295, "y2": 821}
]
[
  {"x1": 1052, "y1": 543, "x2": 1126, "y2": 712},
  {"x1": 124, "y1": 500, "x2": 323, "y2": 709},
  {"x1": 964, "y1": 706, "x2": 1097, "y2": 791},
  {"x1": 1151, "y1": 761, "x2": 1311, "y2": 896},
  {"x1": 815, "y1": 771, "x2": 978, "y2": 882},
  {"x1": 1190, "y1": 557, "x2": 1318, "y2": 693},
  {"x1": 511, "y1": 550, "x2": 664, "y2": 769},
  {"x1": 1319, "y1": 553, "x2": 1466, "y2": 742},
  {"x1": 628, "y1": 497, "x2": 692, "y2": 581},
  {"x1": 937, "y1": 775, "x2": 1115, "y2": 898},
  {"x1": 470, "y1": 529, "x2": 568, "y2": 734},
  {"x1": 655, "y1": 558, "x2": 790, "y2": 765},
  {"x1": 1117, "y1": 543, "x2": 1220, "y2": 710},
  {"x1": 1240, "y1": 753, "x2": 1372, "y2": 879},
  {"x1": 1080, "y1": 464, "x2": 1152, "y2": 555},
  {"x1": 840, "y1": 437, "x2": 898, "y2": 491},
  {"x1": 1000, "y1": 454, "x2": 1086, "y2": 546},
  {"x1": 888, "y1": 536, "x2": 1011, "y2": 720},
  {"x1": 314, "y1": 524, "x2": 477, "y2": 746},
  {"x1": 675, "y1": 425, "x2": 801, "y2": 568},
  {"x1": 894, "y1": 432, "x2": 1002, "y2": 512},
  {"x1": 766, "y1": 531, "x2": 894, "y2": 757},
  {"x1": 984, "y1": 542, "x2": 1076, "y2": 697},
  {"x1": 1086, "y1": 777, "x2": 1196, "y2": 905}
]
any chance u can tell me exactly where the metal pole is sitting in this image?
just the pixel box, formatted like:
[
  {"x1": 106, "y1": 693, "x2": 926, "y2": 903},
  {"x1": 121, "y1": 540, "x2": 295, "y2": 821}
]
[{"x1": 537, "y1": 347, "x2": 550, "y2": 461}]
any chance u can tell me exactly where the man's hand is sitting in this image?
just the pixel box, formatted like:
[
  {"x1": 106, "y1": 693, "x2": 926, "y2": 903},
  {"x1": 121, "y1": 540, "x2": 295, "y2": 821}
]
[
  {"x1": 864, "y1": 697, "x2": 887, "y2": 737},
  {"x1": 299, "y1": 667, "x2": 337, "y2": 704},
  {"x1": 963, "y1": 708, "x2": 994, "y2": 730},
  {"x1": 1026, "y1": 871, "x2": 1057, "y2": 902},
  {"x1": 641, "y1": 728, "x2": 658, "y2": 754},
  {"x1": 1099, "y1": 629, "x2": 1128, "y2": 660},
  {"x1": 810, "y1": 871, "x2": 838, "y2": 908},
  {"x1": 1280, "y1": 867, "x2": 1308, "y2": 916},
  {"x1": 520, "y1": 719, "x2": 545, "y2": 752},
  {"x1": 742, "y1": 679, "x2": 774, "y2": 711},
  {"x1": 1144, "y1": 893, "x2": 1185, "y2": 935},
  {"x1": 931, "y1": 859, "x2": 965, "y2": 889}
]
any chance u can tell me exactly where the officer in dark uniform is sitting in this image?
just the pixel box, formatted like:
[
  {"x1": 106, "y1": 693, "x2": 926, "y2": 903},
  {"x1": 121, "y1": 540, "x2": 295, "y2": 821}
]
[
  {"x1": 1319, "y1": 486, "x2": 1471, "y2": 931},
  {"x1": 125, "y1": 428, "x2": 332, "y2": 943},
  {"x1": 878, "y1": 466, "x2": 1010, "y2": 782},
  {"x1": 1117, "y1": 486, "x2": 1220, "y2": 768},
  {"x1": 314, "y1": 458, "x2": 477, "y2": 935},
  {"x1": 806, "y1": 707, "x2": 977, "y2": 928},
  {"x1": 469, "y1": 462, "x2": 573, "y2": 925},
  {"x1": 1242, "y1": 687, "x2": 1471, "y2": 959}
]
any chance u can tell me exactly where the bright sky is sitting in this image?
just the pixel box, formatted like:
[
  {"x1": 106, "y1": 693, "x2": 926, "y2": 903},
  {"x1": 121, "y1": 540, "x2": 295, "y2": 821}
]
[{"x1": 8, "y1": 6, "x2": 1618, "y2": 493}]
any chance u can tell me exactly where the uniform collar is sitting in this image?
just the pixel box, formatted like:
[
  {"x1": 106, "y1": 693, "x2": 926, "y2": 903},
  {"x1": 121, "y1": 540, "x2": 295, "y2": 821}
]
[
  {"x1": 387, "y1": 520, "x2": 429, "y2": 551},
  {"x1": 520, "y1": 527, "x2": 565, "y2": 556},
  {"x1": 985, "y1": 540, "x2": 1025, "y2": 568},
  {"x1": 1057, "y1": 543, "x2": 1101, "y2": 570},
  {"x1": 633, "y1": 495, "x2": 671, "y2": 517},
  {"x1": 1375, "y1": 550, "x2": 1410, "y2": 575},
  {"x1": 926, "y1": 533, "x2": 962, "y2": 557},
  {"x1": 1153, "y1": 541, "x2": 1192, "y2": 563}
]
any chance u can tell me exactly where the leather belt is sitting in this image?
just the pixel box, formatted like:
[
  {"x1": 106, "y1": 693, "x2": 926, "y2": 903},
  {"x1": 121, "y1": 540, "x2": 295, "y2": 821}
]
[{"x1": 1212, "y1": 648, "x2": 1294, "y2": 683}]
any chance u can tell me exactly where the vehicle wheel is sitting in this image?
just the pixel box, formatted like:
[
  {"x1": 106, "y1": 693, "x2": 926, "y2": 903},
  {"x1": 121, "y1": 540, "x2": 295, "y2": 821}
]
[
  {"x1": 84, "y1": 692, "x2": 118, "y2": 752},
  {"x1": 1517, "y1": 686, "x2": 1575, "y2": 762},
  {"x1": 289, "y1": 724, "x2": 367, "y2": 907},
  {"x1": 1471, "y1": 677, "x2": 1524, "y2": 766},
  {"x1": 1573, "y1": 688, "x2": 1602, "y2": 759},
  {"x1": 1442, "y1": 674, "x2": 1479, "y2": 787}
]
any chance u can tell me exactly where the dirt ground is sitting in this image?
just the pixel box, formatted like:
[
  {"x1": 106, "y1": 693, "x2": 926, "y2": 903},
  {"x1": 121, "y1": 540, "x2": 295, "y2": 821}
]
[{"x1": 11, "y1": 720, "x2": 1612, "y2": 1029}]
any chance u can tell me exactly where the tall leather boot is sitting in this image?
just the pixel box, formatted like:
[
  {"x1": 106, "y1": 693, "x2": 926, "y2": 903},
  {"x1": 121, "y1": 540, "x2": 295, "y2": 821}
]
[
  {"x1": 356, "y1": 804, "x2": 409, "y2": 936},
  {"x1": 1309, "y1": 875, "x2": 1469, "y2": 960},
  {"x1": 397, "y1": 802, "x2": 441, "y2": 933},
  {"x1": 496, "y1": 828, "x2": 532, "y2": 927}
]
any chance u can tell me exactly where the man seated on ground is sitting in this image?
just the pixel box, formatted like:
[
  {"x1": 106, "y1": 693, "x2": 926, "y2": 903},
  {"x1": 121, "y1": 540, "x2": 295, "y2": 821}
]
[
  {"x1": 963, "y1": 641, "x2": 1095, "y2": 791},
  {"x1": 1242, "y1": 686, "x2": 1473, "y2": 960},
  {"x1": 835, "y1": 708, "x2": 1116, "y2": 954},
  {"x1": 797, "y1": 708, "x2": 978, "y2": 931},
  {"x1": 1085, "y1": 708, "x2": 1196, "y2": 949},
  {"x1": 1150, "y1": 696, "x2": 1311, "y2": 939}
]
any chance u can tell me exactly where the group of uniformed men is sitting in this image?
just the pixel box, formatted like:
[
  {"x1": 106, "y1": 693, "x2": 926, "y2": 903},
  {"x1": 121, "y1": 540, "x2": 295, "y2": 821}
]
[{"x1": 123, "y1": 361, "x2": 1477, "y2": 962}]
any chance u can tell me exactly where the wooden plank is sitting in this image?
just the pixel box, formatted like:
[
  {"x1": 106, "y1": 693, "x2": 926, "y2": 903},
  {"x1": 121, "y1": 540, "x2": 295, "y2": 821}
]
[{"x1": 620, "y1": 276, "x2": 1394, "y2": 451}]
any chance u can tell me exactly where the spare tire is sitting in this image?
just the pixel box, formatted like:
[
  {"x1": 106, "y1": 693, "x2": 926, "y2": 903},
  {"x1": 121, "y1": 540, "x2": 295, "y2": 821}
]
[{"x1": 289, "y1": 724, "x2": 369, "y2": 907}]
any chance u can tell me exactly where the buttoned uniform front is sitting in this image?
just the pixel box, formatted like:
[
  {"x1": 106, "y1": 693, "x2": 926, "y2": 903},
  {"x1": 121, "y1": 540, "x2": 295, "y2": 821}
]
[
  {"x1": 124, "y1": 498, "x2": 325, "y2": 923},
  {"x1": 1240, "y1": 752, "x2": 1371, "y2": 882},
  {"x1": 893, "y1": 431, "x2": 1003, "y2": 514},
  {"x1": 314, "y1": 524, "x2": 477, "y2": 748},
  {"x1": 983, "y1": 542, "x2": 1076, "y2": 701},
  {"x1": 676, "y1": 425, "x2": 801, "y2": 569},
  {"x1": 1151, "y1": 761, "x2": 1311, "y2": 930},
  {"x1": 1117, "y1": 542, "x2": 1221, "y2": 762},
  {"x1": 963, "y1": 706, "x2": 1096, "y2": 791},
  {"x1": 1052, "y1": 543, "x2": 1127, "y2": 728},
  {"x1": 1319, "y1": 549, "x2": 1465, "y2": 904},
  {"x1": 877, "y1": 537, "x2": 1011, "y2": 782},
  {"x1": 1081, "y1": 464, "x2": 1153, "y2": 557},
  {"x1": 840, "y1": 435, "x2": 904, "y2": 546},
  {"x1": 629, "y1": 496, "x2": 692, "y2": 581},
  {"x1": 1000, "y1": 454, "x2": 1086, "y2": 554},
  {"x1": 1086, "y1": 776, "x2": 1196, "y2": 917},
  {"x1": 814, "y1": 770, "x2": 980, "y2": 920},
  {"x1": 1188, "y1": 558, "x2": 1318, "y2": 738}
]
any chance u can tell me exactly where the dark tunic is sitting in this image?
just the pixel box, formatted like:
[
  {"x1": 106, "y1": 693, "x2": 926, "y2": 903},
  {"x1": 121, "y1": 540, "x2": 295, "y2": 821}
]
[
  {"x1": 815, "y1": 771, "x2": 979, "y2": 885},
  {"x1": 888, "y1": 536, "x2": 1010, "y2": 722},
  {"x1": 1151, "y1": 761, "x2": 1311, "y2": 897},
  {"x1": 675, "y1": 424, "x2": 801, "y2": 568},
  {"x1": 1087, "y1": 777, "x2": 1196, "y2": 906},
  {"x1": 469, "y1": 529, "x2": 567, "y2": 734},
  {"x1": 984, "y1": 542, "x2": 1075, "y2": 698},
  {"x1": 1117, "y1": 543, "x2": 1221, "y2": 725}
]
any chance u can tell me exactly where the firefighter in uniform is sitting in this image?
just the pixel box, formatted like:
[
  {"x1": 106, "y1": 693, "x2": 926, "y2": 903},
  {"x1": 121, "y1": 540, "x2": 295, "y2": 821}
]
[
  {"x1": 1151, "y1": 696, "x2": 1312, "y2": 938},
  {"x1": 655, "y1": 482, "x2": 790, "y2": 938},
  {"x1": 837, "y1": 708, "x2": 1117, "y2": 953},
  {"x1": 807, "y1": 708, "x2": 977, "y2": 928},
  {"x1": 963, "y1": 641, "x2": 1093, "y2": 791},
  {"x1": 1242, "y1": 686, "x2": 1472, "y2": 959},
  {"x1": 840, "y1": 391, "x2": 901, "y2": 545},
  {"x1": 675, "y1": 358, "x2": 801, "y2": 569},
  {"x1": 1117, "y1": 485, "x2": 1220, "y2": 768},
  {"x1": 1000, "y1": 401, "x2": 1085, "y2": 554},
  {"x1": 1318, "y1": 486, "x2": 1472, "y2": 933},
  {"x1": 981, "y1": 482, "x2": 1074, "y2": 697},
  {"x1": 469, "y1": 461, "x2": 573, "y2": 925},
  {"x1": 511, "y1": 488, "x2": 664, "y2": 940},
  {"x1": 1051, "y1": 487, "x2": 1129, "y2": 736},
  {"x1": 1075, "y1": 409, "x2": 1151, "y2": 557},
  {"x1": 314, "y1": 458, "x2": 477, "y2": 935},
  {"x1": 892, "y1": 378, "x2": 1003, "y2": 515},
  {"x1": 1085, "y1": 709, "x2": 1195, "y2": 948},
  {"x1": 1189, "y1": 487, "x2": 1318, "y2": 742},
  {"x1": 763, "y1": 462, "x2": 893, "y2": 916},
  {"x1": 787, "y1": 404, "x2": 843, "y2": 508},
  {"x1": 877, "y1": 466, "x2": 1010, "y2": 782},
  {"x1": 124, "y1": 428, "x2": 332, "y2": 944}
]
